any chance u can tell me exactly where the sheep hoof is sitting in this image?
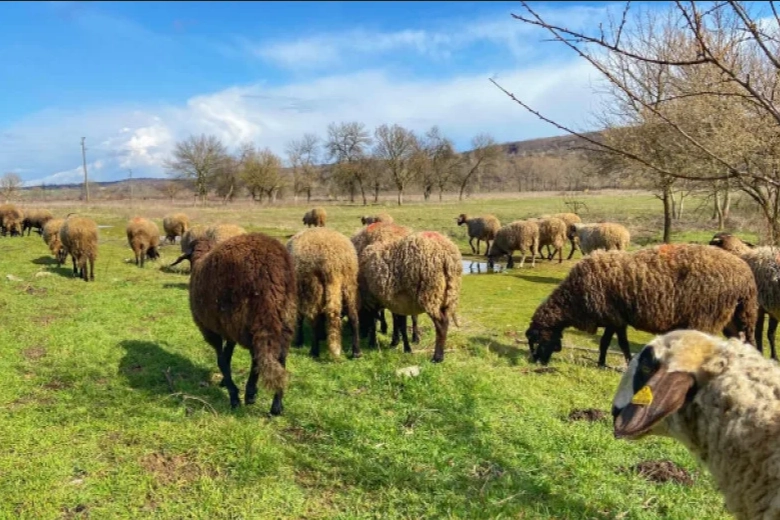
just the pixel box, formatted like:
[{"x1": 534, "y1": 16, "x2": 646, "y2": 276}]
[
  {"x1": 431, "y1": 355, "x2": 444, "y2": 364},
  {"x1": 218, "y1": 378, "x2": 227, "y2": 388},
  {"x1": 245, "y1": 394, "x2": 257, "y2": 405},
  {"x1": 229, "y1": 398, "x2": 241, "y2": 409},
  {"x1": 351, "y1": 351, "x2": 362, "y2": 359}
]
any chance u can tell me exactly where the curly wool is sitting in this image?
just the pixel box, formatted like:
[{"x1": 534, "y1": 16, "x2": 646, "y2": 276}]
[
  {"x1": 302, "y1": 207, "x2": 327, "y2": 227},
  {"x1": 162, "y1": 213, "x2": 190, "y2": 244},
  {"x1": 60, "y1": 217, "x2": 99, "y2": 281},
  {"x1": 487, "y1": 220, "x2": 540, "y2": 268},
  {"x1": 126, "y1": 217, "x2": 161, "y2": 267},
  {"x1": 456, "y1": 214, "x2": 501, "y2": 255},
  {"x1": 287, "y1": 227, "x2": 360, "y2": 358},
  {"x1": 570, "y1": 222, "x2": 630, "y2": 255},
  {"x1": 535, "y1": 217, "x2": 567, "y2": 263}
]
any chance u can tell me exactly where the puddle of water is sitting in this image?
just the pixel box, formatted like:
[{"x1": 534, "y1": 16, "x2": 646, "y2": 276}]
[
  {"x1": 97, "y1": 225, "x2": 113, "y2": 229},
  {"x1": 462, "y1": 259, "x2": 505, "y2": 275}
]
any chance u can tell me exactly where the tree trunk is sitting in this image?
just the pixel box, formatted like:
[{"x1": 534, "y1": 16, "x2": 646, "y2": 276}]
[
  {"x1": 677, "y1": 193, "x2": 685, "y2": 220},
  {"x1": 662, "y1": 185, "x2": 672, "y2": 244},
  {"x1": 669, "y1": 190, "x2": 677, "y2": 220},
  {"x1": 397, "y1": 187, "x2": 403, "y2": 206},
  {"x1": 373, "y1": 184, "x2": 380, "y2": 203},
  {"x1": 359, "y1": 183, "x2": 367, "y2": 206},
  {"x1": 307, "y1": 188, "x2": 312, "y2": 203}
]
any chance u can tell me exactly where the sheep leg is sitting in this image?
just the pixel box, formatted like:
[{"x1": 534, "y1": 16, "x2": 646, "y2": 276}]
[
  {"x1": 769, "y1": 315, "x2": 778, "y2": 361},
  {"x1": 556, "y1": 245, "x2": 563, "y2": 264},
  {"x1": 71, "y1": 256, "x2": 78, "y2": 277},
  {"x1": 88, "y1": 257, "x2": 94, "y2": 282},
  {"x1": 484, "y1": 240, "x2": 491, "y2": 258},
  {"x1": 432, "y1": 314, "x2": 449, "y2": 363},
  {"x1": 567, "y1": 238, "x2": 577, "y2": 260},
  {"x1": 411, "y1": 315, "x2": 420, "y2": 344},
  {"x1": 294, "y1": 314, "x2": 305, "y2": 348},
  {"x1": 597, "y1": 326, "x2": 617, "y2": 368},
  {"x1": 390, "y1": 313, "x2": 402, "y2": 347},
  {"x1": 202, "y1": 331, "x2": 239, "y2": 408},
  {"x1": 757, "y1": 307, "x2": 766, "y2": 355},
  {"x1": 346, "y1": 300, "x2": 362, "y2": 360},
  {"x1": 378, "y1": 309, "x2": 388, "y2": 335},
  {"x1": 469, "y1": 237, "x2": 476, "y2": 255},
  {"x1": 270, "y1": 350, "x2": 286, "y2": 416},
  {"x1": 395, "y1": 314, "x2": 412, "y2": 354},
  {"x1": 245, "y1": 349, "x2": 259, "y2": 405},
  {"x1": 310, "y1": 314, "x2": 326, "y2": 358},
  {"x1": 616, "y1": 327, "x2": 632, "y2": 365},
  {"x1": 506, "y1": 254, "x2": 514, "y2": 269},
  {"x1": 476, "y1": 239, "x2": 481, "y2": 255}
]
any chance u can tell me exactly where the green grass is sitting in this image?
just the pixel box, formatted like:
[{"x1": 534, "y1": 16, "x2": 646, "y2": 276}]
[{"x1": 0, "y1": 192, "x2": 750, "y2": 519}]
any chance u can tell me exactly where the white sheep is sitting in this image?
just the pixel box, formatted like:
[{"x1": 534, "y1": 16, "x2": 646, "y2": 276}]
[{"x1": 613, "y1": 329, "x2": 780, "y2": 520}]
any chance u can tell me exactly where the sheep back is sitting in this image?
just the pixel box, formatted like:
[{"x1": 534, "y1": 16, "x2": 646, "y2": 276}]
[
  {"x1": 573, "y1": 222, "x2": 630, "y2": 254},
  {"x1": 126, "y1": 217, "x2": 161, "y2": 265},
  {"x1": 23, "y1": 209, "x2": 54, "y2": 234},
  {"x1": 60, "y1": 217, "x2": 99, "y2": 280}
]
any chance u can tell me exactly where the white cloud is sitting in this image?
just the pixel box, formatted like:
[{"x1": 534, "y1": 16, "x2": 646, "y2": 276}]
[{"x1": 25, "y1": 160, "x2": 105, "y2": 187}]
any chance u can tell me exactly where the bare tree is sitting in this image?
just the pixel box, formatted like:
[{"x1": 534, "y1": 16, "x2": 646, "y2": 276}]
[
  {"x1": 0, "y1": 172, "x2": 23, "y2": 201},
  {"x1": 373, "y1": 124, "x2": 419, "y2": 205},
  {"x1": 164, "y1": 134, "x2": 229, "y2": 204},
  {"x1": 160, "y1": 181, "x2": 184, "y2": 203},
  {"x1": 241, "y1": 145, "x2": 284, "y2": 203},
  {"x1": 457, "y1": 134, "x2": 500, "y2": 201},
  {"x1": 497, "y1": 1, "x2": 780, "y2": 243},
  {"x1": 421, "y1": 127, "x2": 461, "y2": 201},
  {"x1": 286, "y1": 133, "x2": 321, "y2": 202},
  {"x1": 213, "y1": 153, "x2": 243, "y2": 204},
  {"x1": 326, "y1": 122, "x2": 373, "y2": 204}
]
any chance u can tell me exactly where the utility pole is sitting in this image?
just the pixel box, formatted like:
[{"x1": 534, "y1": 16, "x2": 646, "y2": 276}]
[
  {"x1": 128, "y1": 168, "x2": 133, "y2": 205},
  {"x1": 81, "y1": 137, "x2": 90, "y2": 203}
]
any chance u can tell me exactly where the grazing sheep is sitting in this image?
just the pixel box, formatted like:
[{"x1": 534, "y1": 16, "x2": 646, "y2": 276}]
[
  {"x1": 162, "y1": 213, "x2": 190, "y2": 244},
  {"x1": 525, "y1": 244, "x2": 759, "y2": 366},
  {"x1": 302, "y1": 207, "x2": 327, "y2": 227},
  {"x1": 287, "y1": 228, "x2": 360, "y2": 359},
  {"x1": 351, "y1": 222, "x2": 420, "y2": 348},
  {"x1": 22, "y1": 209, "x2": 54, "y2": 236},
  {"x1": 455, "y1": 214, "x2": 501, "y2": 256},
  {"x1": 709, "y1": 232, "x2": 780, "y2": 360},
  {"x1": 180, "y1": 233, "x2": 297, "y2": 415},
  {"x1": 126, "y1": 217, "x2": 161, "y2": 268},
  {"x1": 0, "y1": 203, "x2": 24, "y2": 236},
  {"x1": 612, "y1": 329, "x2": 780, "y2": 520},
  {"x1": 180, "y1": 225, "x2": 207, "y2": 256},
  {"x1": 361, "y1": 213, "x2": 394, "y2": 226},
  {"x1": 42, "y1": 218, "x2": 67, "y2": 266},
  {"x1": 360, "y1": 230, "x2": 462, "y2": 362},
  {"x1": 59, "y1": 217, "x2": 99, "y2": 282},
  {"x1": 545, "y1": 212, "x2": 582, "y2": 259},
  {"x1": 486, "y1": 220, "x2": 540, "y2": 269},
  {"x1": 567, "y1": 222, "x2": 630, "y2": 255},
  {"x1": 534, "y1": 217, "x2": 567, "y2": 263}
]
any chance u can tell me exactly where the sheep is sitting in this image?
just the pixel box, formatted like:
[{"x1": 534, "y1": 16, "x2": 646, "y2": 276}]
[
  {"x1": 126, "y1": 217, "x2": 161, "y2": 268},
  {"x1": 486, "y1": 220, "x2": 540, "y2": 269},
  {"x1": 170, "y1": 224, "x2": 246, "y2": 269},
  {"x1": 59, "y1": 217, "x2": 99, "y2": 282},
  {"x1": 178, "y1": 233, "x2": 297, "y2": 415},
  {"x1": 567, "y1": 222, "x2": 630, "y2": 255},
  {"x1": 0, "y1": 203, "x2": 24, "y2": 236},
  {"x1": 42, "y1": 218, "x2": 67, "y2": 266},
  {"x1": 302, "y1": 207, "x2": 327, "y2": 227},
  {"x1": 709, "y1": 232, "x2": 780, "y2": 360},
  {"x1": 351, "y1": 222, "x2": 420, "y2": 348},
  {"x1": 455, "y1": 214, "x2": 501, "y2": 256},
  {"x1": 22, "y1": 209, "x2": 54, "y2": 236},
  {"x1": 534, "y1": 217, "x2": 567, "y2": 263},
  {"x1": 361, "y1": 213, "x2": 394, "y2": 226},
  {"x1": 360, "y1": 230, "x2": 462, "y2": 362},
  {"x1": 162, "y1": 213, "x2": 190, "y2": 245},
  {"x1": 287, "y1": 228, "x2": 360, "y2": 359},
  {"x1": 612, "y1": 329, "x2": 780, "y2": 520},
  {"x1": 180, "y1": 225, "x2": 207, "y2": 256},
  {"x1": 525, "y1": 243, "x2": 759, "y2": 367},
  {"x1": 545, "y1": 212, "x2": 582, "y2": 259}
]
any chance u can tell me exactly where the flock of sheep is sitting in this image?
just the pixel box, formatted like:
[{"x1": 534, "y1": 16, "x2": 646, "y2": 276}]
[{"x1": 4, "y1": 200, "x2": 780, "y2": 519}]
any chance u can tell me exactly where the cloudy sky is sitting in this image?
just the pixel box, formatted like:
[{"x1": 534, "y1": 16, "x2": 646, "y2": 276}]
[{"x1": 0, "y1": 1, "x2": 641, "y2": 186}]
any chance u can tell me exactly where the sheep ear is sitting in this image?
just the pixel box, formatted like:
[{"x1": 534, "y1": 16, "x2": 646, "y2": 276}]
[{"x1": 614, "y1": 367, "x2": 695, "y2": 439}]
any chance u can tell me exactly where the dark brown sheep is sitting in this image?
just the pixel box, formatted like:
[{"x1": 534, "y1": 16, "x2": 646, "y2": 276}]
[
  {"x1": 126, "y1": 217, "x2": 161, "y2": 268},
  {"x1": 526, "y1": 244, "x2": 759, "y2": 366},
  {"x1": 180, "y1": 233, "x2": 298, "y2": 415},
  {"x1": 59, "y1": 217, "x2": 99, "y2": 281},
  {"x1": 302, "y1": 207, "x2": 326, "y2": 227},
  {"x1": 22, "y1": 209, "x2": 54, "y2": 236}
]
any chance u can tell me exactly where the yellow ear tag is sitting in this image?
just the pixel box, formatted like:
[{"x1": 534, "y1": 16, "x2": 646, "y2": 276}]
[{"x1": 631, "y1": 386, "x2": 654, "y2": 406}]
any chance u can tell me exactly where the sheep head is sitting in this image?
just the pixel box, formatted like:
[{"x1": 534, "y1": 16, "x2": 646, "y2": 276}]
[
  {"x1": 566, "y1": 223, "x2": 580, "y2": 240},
  {"x1": 170, "y1": 239, "x2": 214, "y2": 267},
  {"x1": 708, "y1": 232, "x2": 754, "y2": 254},
  {"x1": 456, "y1": 214, "x2": 468, "y2": 226},
  {"x1": 611, "y1": 329, "x2": 726, "y2": 441},
  {"x1": 525, "y1": 324, "x2": 563, "y2": 364},
  {"x1": 147, "y1": 246, "x2": 161, "y2": 261},
  {"x1": 56, "y1": 247, "x2": 67, "y2": 265}
]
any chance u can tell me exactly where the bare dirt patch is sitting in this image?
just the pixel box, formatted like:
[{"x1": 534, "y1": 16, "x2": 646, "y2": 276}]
[
  {"x1": 621, "y1": 460, "x2": 694, "y2": 485},
  {"x1": 519, "y1": 366, "x2": 559, "y2": 375},
  {"x1": 42, "y1": 379, "x2": 72, "y2": 391},
  {"x1": 567, "y1": 408, "x2": 607, "y2": 422},
  {"x1": 21, "y1": 346, "x2": 46, "y2": 361},
  {"x1": 139, "y1": 452, "x2": 215, "y2": 485}
]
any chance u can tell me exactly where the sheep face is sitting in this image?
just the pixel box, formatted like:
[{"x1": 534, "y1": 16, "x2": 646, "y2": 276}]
[
  {"x1": 147, "y1": 246, "x2": 161, "y2": 261},
  {"x1": 56, "y1": 247, "x2": 67, "y2": 265},
  {"x1": 612, "y1": 330, "x2": 712, "y2": 441},
  {"x1": 456, "y1": 214, "x2": 468, "y2": 226},
  {"x1": 525, "y1": 325, "x2": 563, "y2": 364}
]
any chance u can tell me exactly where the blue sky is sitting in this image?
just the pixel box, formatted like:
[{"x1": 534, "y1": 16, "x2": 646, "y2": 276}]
[{"x1": 1, "y1": 1, "x2": 627, "y2": 186}]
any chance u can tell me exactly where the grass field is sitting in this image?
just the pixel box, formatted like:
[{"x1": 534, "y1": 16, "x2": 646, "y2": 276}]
[{"x1": 0, "y1": 192, "x2": 759, "y2": 519}]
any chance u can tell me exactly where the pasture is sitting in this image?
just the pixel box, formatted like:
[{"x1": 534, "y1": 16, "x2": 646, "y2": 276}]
[{"x1": 0, "y1": 191, "x2": 757, "y2": 519}]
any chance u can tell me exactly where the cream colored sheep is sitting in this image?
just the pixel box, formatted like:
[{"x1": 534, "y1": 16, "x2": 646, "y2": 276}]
[
  {"x1": 568, "y1": 222, "x2": 630, "y2": 255},
  {"x1": 486, "y1": 220, "x2": 540, "y2": 269}
]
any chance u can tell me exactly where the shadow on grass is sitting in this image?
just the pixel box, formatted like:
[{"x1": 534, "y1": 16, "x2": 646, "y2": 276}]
[
  {"x1": 472, "y1": 336, "x2": 529, "y2": 366},
  {"x1": 117, "y1": 339, "x2": 224, "y2": 407},
  {"x1": 282, "y1": 374, "x2": 612, "y2": 519},
  {"x1": 31, "y1": 257, "x2": 78, "y2": 279},
  {"x1": 512, "y1": 274, "x2": 563, "y2": 285},
  {"x1": 162, "y1": 282, "x2": 189, "y2": 290},
  {"x1": 31, "y1": 256, "x2": 57, "y2": 265}
]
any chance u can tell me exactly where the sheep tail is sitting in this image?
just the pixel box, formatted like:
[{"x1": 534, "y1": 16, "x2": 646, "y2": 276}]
[
  {"x1": 441, "y1": 252, "x2": 461, "y2": 323},
  {"x1": 256, "y1": 333, "x2": 288, "y2": 392}
]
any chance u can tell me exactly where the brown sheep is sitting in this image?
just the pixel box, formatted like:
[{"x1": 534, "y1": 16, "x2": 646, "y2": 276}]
[
  {"x1": 59, "y1": 217, "x2": 99, "y2": 282},
  {"x1": 525, "y1": 243, "x2": 759, "y2": 367},
  {"x1": 126, "y1": 217, "x2": 161, "y2": 268},
  {"x1": 302, "y1": 207, "x2": 326, "y2": 227},
  {"x1": 0, "y1": 203, "x2": 24, "y2": 236},
  {"x1": 22, "y1": 209, "x2": 54, "y2": 236},
  {"x1": 162, "y1": 213, "x2": 190, "y2": 244},
  {"x1": 351, "y1": 222, "x2": 420, "y2": 348},
  {"x1": 548, "y1": 212, "x2": 582, "y2": 259},
  {"x1": 287, "y1": 228, "x2": 360, "y2": 359},
  {"x1": 179, "y1": 233, "x2": 297, "y2": 415},
  {"x1": 455, "y1": 214, "x2": 501, "y2": 256},
  {"x1": 534, "y1": 217, "x2": 567, "y2": 263},
  {"x1": 360, "y1": 230, "x2": 462, "y2": 362},
  {"x1": 486, "y1": 220, "x2": 540, "y2": 269},
  {"x1": 361, "y1": 213, "x2": 394, "y2": 226},
  {"x1": 42, "y1": 218, "x2": 67, "y2": 266}
]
